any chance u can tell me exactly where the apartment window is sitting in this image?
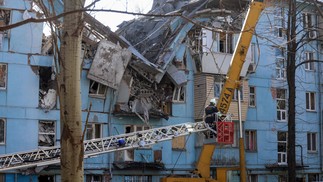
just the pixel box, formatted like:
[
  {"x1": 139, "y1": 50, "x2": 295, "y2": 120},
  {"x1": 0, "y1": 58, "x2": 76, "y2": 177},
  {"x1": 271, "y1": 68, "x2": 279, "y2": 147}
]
[
  {"x1": 89, "y1": 80, "x2": 107, "y2": 98},
  {"x1": 245, "y1": 130, "x2": 257, "y2": 151},
  {"x1": 123, "y1": 125, "x2": 151, "y2": 161},
  {"x1": 248, "y1": 174, "x2": 258, "y2": 182},
  {"x1": 39, "y1": 67, "x2": 57, "y2": 110},
  {"x1": 275, "y1": 27, "x2": 284, "y2": 37},
  {"x1": 38, "y1": 175, "x2": 54, "y2": 182},
  {"x1": 39, "y1": 120, "x2": 55, "y2": 147},
  {"x1": 233, "y1": 87, "x2": 243, "y2": 101},
  {"x1": 86, "y1": 123, "x2": 102, "y2": 140},
  {"x1": 213, "y1": 32, "x2": 234, "y2": 53},
  {"x1": 172, "y1": 86, "x2": 185, "y2": 102},
  {"x1": 276, "y1": 89, "x2": 287, "y2": 122},
  {"x1": 0, "y1": 119, "x2": 5, "y2": 144},
  {"x1": 249, "y1": 86, "x2": 256, "y2": 107},
  {"x1": 276, "y1": 58, "x2": 286, "y2": 79},
  {"x1": 0, "y1": 10, "x2": 10, "y2": 37},
  {"x1": 0, "y1": 174, "x2": 4, "y2": 182},
  {"x1": 0, "y1": 63, "x2": 7, "y2": 89},
  {"x1": 277, "y1": 131, "x2": 287, "y2": 164},
  {"x1": 303, "y1": 13, "x2": 317, "y2": 39},
  {"x1": 304, "y1": 52, "x2": 315, "y2": 71},
  {"x1": 86, "y1": 175, "x2": 103, "y2": 182},
  {"x1": 303, "y1": 13, "x2": 316, "y2": 29},
  {"x1": 279, "y1": 175, "x2": 287, "y2": 182},
  {"x1": 308, "y1": 173, "x2": 319, "y2": 182},
  {"x1": 124, "y1": 175, "x2": 152, "y2": 182},
  {"x1": 214, "y1": 82, "x2": 223, "y2": 98},
  {"x1": 306, "y1": 92, "x2": 315, "y2": 111},
  {"x1": 307, "y1": 132, "x2": 317, "y2": 152}
]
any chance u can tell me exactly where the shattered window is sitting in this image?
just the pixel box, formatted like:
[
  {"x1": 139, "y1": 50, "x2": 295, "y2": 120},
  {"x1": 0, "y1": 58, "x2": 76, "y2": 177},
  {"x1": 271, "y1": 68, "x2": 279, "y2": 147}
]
[
  {"x1": 86, "y1": 175, "x2": 103, "y2": 182},
  {"x1": 124, "y1": 175, "x2": 152, "y2": 182},
  {"x1": 0, "y1": 63, "x2": 7, "y2": 89},
  {"x1": 86, "y1": 123, "x2": 102, "y2": 140},
  {"x1": 172, "y1": 86, "x2": 185, "y2": 102},
  {"x1": 0, "y1": 119, "x2": 5, "y2": 144},
  {"x1": 39, "y1": 67, "x2": 57, "y2": 111},
  {"x1": 0, "y1": 10, "x2": 10, "y2": 37},
  {"x1": 89, "y1": 80, "x2": 107, "y2": 98},
  {"x1": 38, "y1": 120, "x2": 55, "y2": 147}
]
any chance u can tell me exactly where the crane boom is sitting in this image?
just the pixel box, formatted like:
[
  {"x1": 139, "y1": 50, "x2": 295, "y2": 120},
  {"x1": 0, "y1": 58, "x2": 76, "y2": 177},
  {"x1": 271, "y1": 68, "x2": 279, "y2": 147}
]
[
  {"x1": 217, "y1": 0, "x2": 265, "y2": 114},
  {"x1": 0, "y1": 121, "x2": 210, "y2": 172}
]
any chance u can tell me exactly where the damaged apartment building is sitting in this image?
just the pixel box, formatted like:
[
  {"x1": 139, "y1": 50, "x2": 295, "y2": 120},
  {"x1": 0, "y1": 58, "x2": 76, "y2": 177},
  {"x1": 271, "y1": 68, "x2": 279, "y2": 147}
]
[{"x1": 0, "y1": 0, "x2": 323, "y2": 181}]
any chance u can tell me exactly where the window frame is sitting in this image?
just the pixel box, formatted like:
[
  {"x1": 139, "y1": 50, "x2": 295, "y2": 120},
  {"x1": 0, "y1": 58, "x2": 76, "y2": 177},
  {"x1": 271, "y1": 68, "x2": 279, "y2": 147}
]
[
  {"x1": 307, "y1": 132, "x2": 317, "y2": 152},
  {"x1": 0, "y1": 63, "x2": 7, "y2": 90},
  {"x1": 0, "y1": 119, "x2": 5, "y2": 145},
  {"x1": 306, "y1": 92, "x2": 316, "y2": 111},
  {"x1": 172, "y1": 86, "x2": 185, "y2": 103},
  {"x1": 249, "y1": 86, "x2": 256, "y2": 107},
  {"x1": 38, "y1": 120, "x2": 56, "y2": 147},
  {"x1": 304, "y1": 52, "x2": 315, "y2": 71},
  {"x1": 124, "y1": 175, "x2": 152, "y2": 182},
  {"x1": 276, "y1": 89, "x2": 287, "y2": 122},
  {"x1": 277, "y1": 131, "x2": 288, "y2": 165},
  {"x1": 86, "y1": 174, "x2": 103, "y2": 182},
  {"x1": 245, "y1": 130, "x2": 257, "y2": 151},
  {"x1": 275, "y1": 57, "x2": 286, "y2": 79},
  {"x1": 89, "y1": 80, "x2": 107, "y2": 99},
  {"x1": 86, "y1": 123, "x2": 102, "y2": 140},
  {"x1": 232, "y1": 87, "x2": 243, "y2": 101}
]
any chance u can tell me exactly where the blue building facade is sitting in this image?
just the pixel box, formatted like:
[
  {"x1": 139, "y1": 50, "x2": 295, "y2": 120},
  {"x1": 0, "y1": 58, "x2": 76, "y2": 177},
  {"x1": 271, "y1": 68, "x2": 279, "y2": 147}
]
[{"x1": 0, "y1": 0, "x2": 322, "y2": 182}]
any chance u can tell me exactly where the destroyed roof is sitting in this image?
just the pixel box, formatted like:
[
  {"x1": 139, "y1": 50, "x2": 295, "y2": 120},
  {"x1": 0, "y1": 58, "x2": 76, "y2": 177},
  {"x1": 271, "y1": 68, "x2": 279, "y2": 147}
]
[{"x1": 116, "y1": 0, "x2": 248, "y2": 67}]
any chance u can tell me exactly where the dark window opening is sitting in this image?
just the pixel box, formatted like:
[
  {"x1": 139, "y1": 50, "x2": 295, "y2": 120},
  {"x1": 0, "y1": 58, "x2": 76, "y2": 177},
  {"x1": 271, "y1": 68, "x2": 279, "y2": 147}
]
[{"x1": 39, "y1": 67, "x2": 57, "y2": 110}]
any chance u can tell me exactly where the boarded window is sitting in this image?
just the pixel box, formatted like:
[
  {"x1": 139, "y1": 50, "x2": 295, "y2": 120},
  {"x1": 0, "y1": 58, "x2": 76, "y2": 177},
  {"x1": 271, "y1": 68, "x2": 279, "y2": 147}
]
[
  {"x1": 172, "y1": 136, "x2": 185, "y2": 150},
  {"x1": 0, "y1": 64, "x2": 7, "y2": 89}
]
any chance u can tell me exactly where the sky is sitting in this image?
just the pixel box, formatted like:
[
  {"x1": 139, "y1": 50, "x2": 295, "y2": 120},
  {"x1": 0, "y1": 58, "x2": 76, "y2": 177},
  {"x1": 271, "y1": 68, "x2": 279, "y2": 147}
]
[{"x1": 86, "y1": 0, "x2": 153, "y2": 31}]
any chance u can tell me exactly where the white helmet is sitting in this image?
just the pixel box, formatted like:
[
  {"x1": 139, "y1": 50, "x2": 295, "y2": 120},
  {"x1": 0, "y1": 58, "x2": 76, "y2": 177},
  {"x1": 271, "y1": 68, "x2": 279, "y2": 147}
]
[{"x1": 210, "y1": 98, "x2": 216, "y2": 105}]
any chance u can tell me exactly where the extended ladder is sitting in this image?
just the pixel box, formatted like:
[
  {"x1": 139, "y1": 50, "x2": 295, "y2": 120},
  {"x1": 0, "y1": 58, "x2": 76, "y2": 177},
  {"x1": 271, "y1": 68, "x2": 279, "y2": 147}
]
[{"x1": 0, "y1": 121, "x2": 211, "y2": 172}]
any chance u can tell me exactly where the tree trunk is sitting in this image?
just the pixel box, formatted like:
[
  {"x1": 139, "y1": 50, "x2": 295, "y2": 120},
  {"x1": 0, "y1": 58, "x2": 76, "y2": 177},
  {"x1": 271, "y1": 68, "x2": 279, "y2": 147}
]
[
  {"x1": 59, "y1": 0, "x2": 85, "y2": 181},
  {"x1": 287, "y1": 0, "x2": 297, "y2": 181}
]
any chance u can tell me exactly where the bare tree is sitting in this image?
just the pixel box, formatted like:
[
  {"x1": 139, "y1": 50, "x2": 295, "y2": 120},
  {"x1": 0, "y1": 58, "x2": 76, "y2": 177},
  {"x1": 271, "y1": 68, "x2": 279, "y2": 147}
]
[{"x1": 58, "y1": 0, "x2": 85, "y2": 181}]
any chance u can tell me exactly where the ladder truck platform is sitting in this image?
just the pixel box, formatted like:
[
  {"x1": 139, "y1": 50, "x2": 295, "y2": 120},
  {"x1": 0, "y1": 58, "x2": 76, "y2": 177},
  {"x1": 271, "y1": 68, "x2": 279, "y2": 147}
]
[{"x1": 0, "y1": 121, "x2": 211, "y2": 172}]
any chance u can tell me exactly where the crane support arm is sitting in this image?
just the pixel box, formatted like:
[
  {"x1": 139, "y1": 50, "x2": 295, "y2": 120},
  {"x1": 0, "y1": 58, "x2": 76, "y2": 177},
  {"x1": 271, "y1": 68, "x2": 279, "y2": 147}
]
[{"x1": 217, "y1": 0, "x2": 265, "y2": 114}]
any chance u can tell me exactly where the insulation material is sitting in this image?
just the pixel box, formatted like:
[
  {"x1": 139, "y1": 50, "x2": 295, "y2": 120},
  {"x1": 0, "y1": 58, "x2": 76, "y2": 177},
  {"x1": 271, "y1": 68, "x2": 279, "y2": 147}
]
[
  {"x1": 87, "y1": 40, "x2": 132, "y2": 90},
  {"x1": 40, "y1": 89, "x2": 57, "y2": 110}
]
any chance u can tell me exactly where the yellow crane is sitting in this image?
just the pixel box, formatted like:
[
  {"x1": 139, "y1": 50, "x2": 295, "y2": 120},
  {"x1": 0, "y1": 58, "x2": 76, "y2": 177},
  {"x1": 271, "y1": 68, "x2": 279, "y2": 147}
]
[{"x1": 161, "y1": 0, "x2": 265, "y2": 181}]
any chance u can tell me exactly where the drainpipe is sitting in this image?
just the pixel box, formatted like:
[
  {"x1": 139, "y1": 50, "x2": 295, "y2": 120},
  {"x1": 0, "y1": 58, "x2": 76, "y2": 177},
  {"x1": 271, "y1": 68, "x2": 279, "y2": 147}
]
[
  {"x1": 317, "y1": 40, "x2": 323, "y2": 171},
  {"x1": 238, "y1": 89, "x2": 246, "y2": 182}
]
